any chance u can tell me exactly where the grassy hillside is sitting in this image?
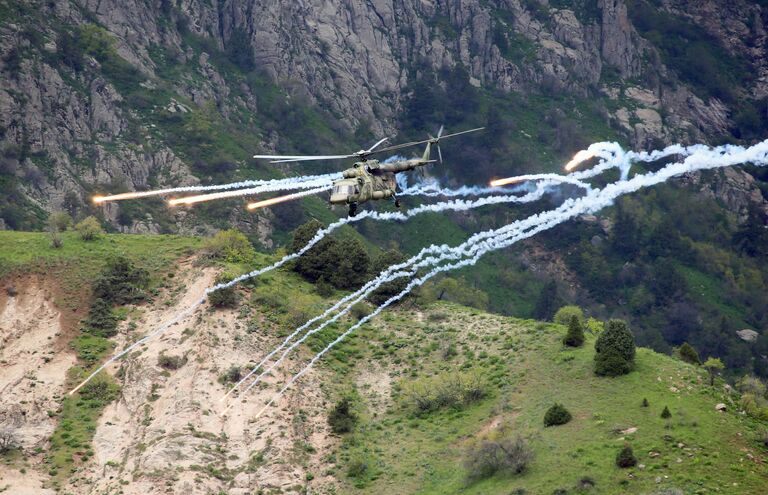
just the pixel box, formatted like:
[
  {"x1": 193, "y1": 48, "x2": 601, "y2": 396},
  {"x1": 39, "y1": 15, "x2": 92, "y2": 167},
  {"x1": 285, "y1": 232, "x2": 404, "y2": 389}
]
[
  {"x1": 1, "y1": 231, "x2": 766, "y2": 494},
  {"x1": 314, "y1": 306, "x2": 768, "y2": 495}
]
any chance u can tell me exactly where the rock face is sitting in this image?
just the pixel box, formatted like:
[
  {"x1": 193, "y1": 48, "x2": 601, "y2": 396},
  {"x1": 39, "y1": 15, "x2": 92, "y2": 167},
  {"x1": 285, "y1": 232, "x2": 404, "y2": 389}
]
[{"x1": 0, "y1": 0, "x2": 765, "y2": 231}]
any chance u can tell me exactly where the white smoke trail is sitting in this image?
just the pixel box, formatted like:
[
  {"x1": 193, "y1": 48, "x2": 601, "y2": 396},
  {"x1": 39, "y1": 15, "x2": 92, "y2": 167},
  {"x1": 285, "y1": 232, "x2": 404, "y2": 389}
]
[
  {"x1": 170, "y1": 176, "x2": 338, "y2": 205},
  {"x1": 247, "y1": 139, "x2": 768, "y2": 417},
  {"x1": 221, "y1": 183, "x2": 575, "y2": 402},
  {"x1": 95, "y1": 173, "x2": 343, "y2": 203}
]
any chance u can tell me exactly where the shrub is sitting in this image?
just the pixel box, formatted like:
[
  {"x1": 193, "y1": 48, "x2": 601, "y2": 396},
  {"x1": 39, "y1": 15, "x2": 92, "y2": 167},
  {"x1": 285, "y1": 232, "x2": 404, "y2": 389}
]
[
  {"x1": 543, "y1": 403, "x2": 572, "y2": 427},
  {"x1": 328, "y1": 397, "x2": 357, "y2": 434},
  {"x1": 661, "y1": 406, "x2": 672, "y2": 419},
  {"x1": 75, "y1": 216, "x2": 103, "y2": 241},
  {"x1": 678, "y1": 342, "x2": 700, "y2": 365},
  {"x1": 464, "y1": 434, "x2": 533, "y2": 480},
  {"x1": 615, "y1": 445, "x2": 637, "y2": 468},
  {"x1": 158, "y1": 353, "x2": 185, "y2": 370},
  {"x1": 595, "y1": 348, "x2": 633, "y2": 377},
  {"x1": 92, "y1": 256, "x2": 149, "y2": 305},
  {"x1": 48, "y1": 229, "x2": 63, "y2": 249},
  {"x1": 350, "y1": 302, "x2": 371, "y2": 321},
  {"x1": 585, "y1": 317, "x2": 604, "y2": 334},
  {"x1": 83, "y1": 298, "x2": 118, "y2": 337},
  {"x1": 642, "y1": 398, "x2": 649, "y2": 407},
  {"x1": 79, "y1": 376, "x2": 120, "y2": 405},
  {"x1": 347, "y1": 459, "x2": 368, "y2": 478},
  {"x1": 0, "y1": 428, "x2": 18, "y2": 453},
  {"x1": 202, "y1": 229, "x2": 256, "y2": 263},
  {"x1": 219, "y1": 366, "x2": 241, "y2": 384},
  {"x1": 554, "y1": 305, "x2": 584, "y2": 326},
  {"x1": 563, "y1": 314, "x2": 585, "y2": 347},
  {"x1": 208, "y1": 275, "x2": 240, "y2": 308},
  {"x1": 401, "y1": 371, "x2": 485, "y2": 414},
  {"x1": 48, "y1": 211, "x2": 72, "y2": 232}
]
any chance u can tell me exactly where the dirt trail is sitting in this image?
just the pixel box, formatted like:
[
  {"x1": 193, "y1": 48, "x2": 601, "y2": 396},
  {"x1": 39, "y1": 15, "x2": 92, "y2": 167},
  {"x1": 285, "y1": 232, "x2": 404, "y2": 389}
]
[
  {"x1": 0, "y1": 278, "x2": 73, "y2": 494},
  {"x1": 65, "y1": 265, "x2": 337, "y2": 494}
]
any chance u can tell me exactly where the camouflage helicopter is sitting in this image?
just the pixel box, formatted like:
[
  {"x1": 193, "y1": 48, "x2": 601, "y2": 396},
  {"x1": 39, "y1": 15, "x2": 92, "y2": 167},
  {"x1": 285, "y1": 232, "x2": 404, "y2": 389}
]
[{"x1": 253, "y1": 126, "x2": 483, "y2": 216}]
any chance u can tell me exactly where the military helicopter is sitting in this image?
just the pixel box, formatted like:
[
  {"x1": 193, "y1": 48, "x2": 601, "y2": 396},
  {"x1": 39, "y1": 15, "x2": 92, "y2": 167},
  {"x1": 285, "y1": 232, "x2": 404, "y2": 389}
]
[{"x1": 253, "y1": 126, "x2": 483, "y2": 216}]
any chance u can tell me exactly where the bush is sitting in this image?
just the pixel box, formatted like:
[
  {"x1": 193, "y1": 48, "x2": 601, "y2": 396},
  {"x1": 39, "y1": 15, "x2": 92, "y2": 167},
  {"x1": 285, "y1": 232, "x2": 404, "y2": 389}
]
[
  {"x1": 563, "y1": 314, "x2": 585, "y2": 347},
  {"x1": 48, "y1": 211, "x2": 72, "y2": 232},
  {"x1": 678, "y1": 342, "x2": 700, "y2": 365},
  {"x1": 75, "y1": 216, "x2": 103, "y2": 241},
  {"x1": 79, "y1": 376, "x2": 120, "y2": 405},
  {"x1": 543, "y1": 403, "x2": 572, "y2": 427},
  {"x1": 158, "y1": 353, "x2": 185, "y2": 370},
  {"x1": 0, "y1": 428, "x2": 18, "y2": 453},
  {"x1": 464, "y1": 434, "x2": 533, "y2": 480},
  {"x1": 203, "y1": 229, "x2": 256, "y2": 263},
  {"x1": 208, "y1": 274, "x2": 240, "y2": 308},
  {"x1": 218, "y1": 366, "x2": 241, "y2": 384},
  {"x1": 615, "y1": 445, "x2": 637, "y2": 468},
  {"x1": 554, "y1": 305, "x2": 584, "y2": 326},
  {"x1": 401, "y1": 371, "x2": 485, "y2": 414},
  {"x1": 48, "y1": 229, "x2": 63, "y2": 249},
  {"x1": 661, "y1": 406, "x2": 672, "y2": 419},
  {"x1": 83, "y1": 298, "x2": 118, "y2": 337},
  {"x1": 92, "y1": 256, "x2": 149, "y2": 305},
  {"x1": 328, "y1": 397, "x2": 357, "y2": 434},
  {"x1": 347, "y1": 459, "x2": 368, "y2": 478},
  {"x1": 595, "y1": 348, "x2": 633, "y2": 377},
  {"x1": 642, "y1": 398, "x2": 649, "y2": 407},
  {"x1": 350, "y1": 302, "x2": 371, "y2": 321}
]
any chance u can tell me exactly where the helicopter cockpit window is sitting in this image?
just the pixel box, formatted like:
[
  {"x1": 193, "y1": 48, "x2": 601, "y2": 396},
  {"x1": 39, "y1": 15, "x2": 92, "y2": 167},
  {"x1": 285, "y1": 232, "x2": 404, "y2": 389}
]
[{"x1": 333, "y1": 185, "x2": 357, "y2": 196}]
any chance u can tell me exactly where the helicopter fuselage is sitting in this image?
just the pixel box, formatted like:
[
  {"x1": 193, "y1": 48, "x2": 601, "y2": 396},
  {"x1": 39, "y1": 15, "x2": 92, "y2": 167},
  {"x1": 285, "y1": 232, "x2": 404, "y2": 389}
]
[{"x1": 329, "y1": 158, "x2": 433, "y2": 211}]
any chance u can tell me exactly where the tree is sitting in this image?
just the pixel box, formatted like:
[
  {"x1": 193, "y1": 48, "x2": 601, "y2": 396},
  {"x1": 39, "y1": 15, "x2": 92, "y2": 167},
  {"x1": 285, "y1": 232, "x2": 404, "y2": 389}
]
[
  {"x1": 543, "y1": 403, "x2": 572, "y2": 426},
  {"x1": 661, "y1": 406, "x2": 672, "y2": 419},
  {"x1": 75, "y1": 216, "x2": 103, "y2": 241},
  {"x1": 368, "y1": 249, "x2": 409, "y2": 306},
  {"x1": 733, "y1": 205, "x2": 768, "y2": 258},
  {"x1": 563, "y1": 315, "x2": 585, "y2": 347},
  {"x1": 554, "y1": 305, "x2": 584, "y2": 326},
  {"x1": 594, "y1": 319, "x2": 636, "y2": 377},
  {"x1": 703, "y1": 357, "x2": 725, "y2": 386},
  {"x1": 328, "y1": 237, "x2": 370, "y2": 290},
  {"x1": 615, "y1": 445, "x2": 637, "y2": 468},
  {"x1": 611, "y1": 202, "x2": 639, "y2": 257},
  {"x1": 678, "y1": 342, "x2": 701, "y2": 365},
  {"x1": 595, "y1": 319, "x2": 636, "y2": 363},
  {"x1": 0, "y1": 428, "x2": 18, "y2": 453},
  {"x1": 642, "y1": 398, "x2": 649, "y2": 407},
  {"x1": 533, "y1": 279, "x2": 561, "y2": 321}
]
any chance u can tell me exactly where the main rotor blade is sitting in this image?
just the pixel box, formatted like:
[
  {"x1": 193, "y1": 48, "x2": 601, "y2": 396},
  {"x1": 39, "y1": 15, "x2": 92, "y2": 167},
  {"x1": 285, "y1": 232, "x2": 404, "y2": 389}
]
[
  {"x1": 367, "y1": 137, "x2": 389, "y2": 152},
  {"x1": 253, "y1": 154, "x2": 354, "y2": 163},
  {"x1": 437, "y1": 125, "x2": 444, "y2": 138},
  {"x1": 370, "y1": 127, "x2": 485, "y2": 156}
]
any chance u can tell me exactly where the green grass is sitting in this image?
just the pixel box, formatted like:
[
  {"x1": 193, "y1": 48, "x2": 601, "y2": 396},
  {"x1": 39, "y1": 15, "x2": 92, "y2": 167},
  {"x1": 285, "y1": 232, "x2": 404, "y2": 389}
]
[{"x1": 323, "y1": 303, "x2": 768, "y2": 494}]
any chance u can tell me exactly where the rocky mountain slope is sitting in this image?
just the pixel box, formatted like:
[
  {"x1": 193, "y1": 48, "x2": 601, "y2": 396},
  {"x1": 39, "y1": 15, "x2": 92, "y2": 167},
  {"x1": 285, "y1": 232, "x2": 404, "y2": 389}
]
[
  {"x1": 0, "y1": 0, "x2": 766, "y2": 233},
  {"x1": 1, "y1": 230, "x2": 767, "y2": 494}
]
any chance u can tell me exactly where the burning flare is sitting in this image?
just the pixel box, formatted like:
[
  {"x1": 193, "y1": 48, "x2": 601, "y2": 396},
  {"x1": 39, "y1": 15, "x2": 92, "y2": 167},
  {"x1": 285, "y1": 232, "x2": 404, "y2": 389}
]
[
  {"x1": 565, "y1": 150, "x2": 596, "y2": 172},
  {"x1": 246, "y1": 186, "x2": 331, "y2": 211},
  {"x1": 92, "y1": 191, "x2": 174, "y2": 203}
]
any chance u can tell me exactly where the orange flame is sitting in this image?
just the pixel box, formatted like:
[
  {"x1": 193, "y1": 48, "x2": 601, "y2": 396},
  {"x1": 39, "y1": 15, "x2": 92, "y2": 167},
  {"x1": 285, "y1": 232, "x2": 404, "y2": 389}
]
[
  {"x1": 92, "y1": 189, "x2": 183, "y2": 203},
  {"x1": 168, "y1": 189, "x2": 254, "y2": 206},
  {"x1": 246, "y1": 187, "x2": 330, "y2": 211},
  {"x1": 489, "y1": 176, "x2": 526, "y2": 187},
  {"x1": 564, "y1": 150, "x2": 596, "y2": 172}
]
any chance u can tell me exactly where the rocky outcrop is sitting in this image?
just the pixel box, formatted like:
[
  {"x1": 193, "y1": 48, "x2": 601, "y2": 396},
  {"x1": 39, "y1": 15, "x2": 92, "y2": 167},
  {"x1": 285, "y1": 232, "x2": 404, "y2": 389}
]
[{"x1": 0, "y1": 0, "x2": 763, "y2": 231}]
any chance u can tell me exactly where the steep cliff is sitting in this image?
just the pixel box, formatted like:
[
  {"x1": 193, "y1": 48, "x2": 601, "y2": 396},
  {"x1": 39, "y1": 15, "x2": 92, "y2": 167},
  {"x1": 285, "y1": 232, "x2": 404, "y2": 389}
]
[{"x1": 0, "y1": 0, "x2": 765, "y2": 233}]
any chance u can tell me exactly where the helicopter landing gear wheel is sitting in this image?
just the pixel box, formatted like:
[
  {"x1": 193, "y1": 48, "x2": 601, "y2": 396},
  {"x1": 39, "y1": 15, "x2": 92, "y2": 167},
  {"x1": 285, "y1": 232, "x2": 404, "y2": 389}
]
[
  {"x1": 348, "y1": 203, "x2": 358, "y2": 217},
  {"x1": 394, "y1": 198, "x2": 401, "y2": 208}
]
